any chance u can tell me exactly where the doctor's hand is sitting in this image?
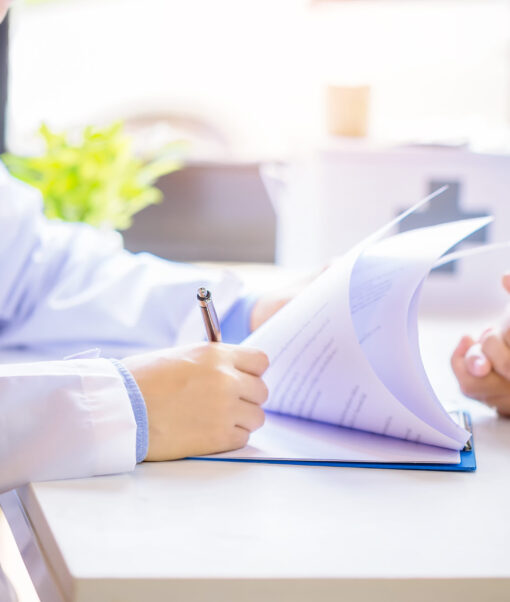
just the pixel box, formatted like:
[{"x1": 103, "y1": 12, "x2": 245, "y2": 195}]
[
  {"x1": 123, "y1": 343, "x2": 269, "y2": 461},
  {"x1": 451, "y1": 273, "x2": 510, "y2": 417}
]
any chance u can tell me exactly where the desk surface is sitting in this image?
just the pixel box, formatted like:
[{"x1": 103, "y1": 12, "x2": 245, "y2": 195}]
[{"x1": 4, "y1": 316, "x2": 510, "y2": 602}]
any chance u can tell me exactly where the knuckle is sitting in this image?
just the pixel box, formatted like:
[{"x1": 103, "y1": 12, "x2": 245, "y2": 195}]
[
  {"x1": 215, "y1": 369, "x2": 236, "y2": 394},
  {"x1": 258, "y1": 351, "x2": 270, "y2": 371},
  {"x1": 205, "y1": 343, "x2": 223, "y2": 361},
  {"x1": 193, "y1": 342, "x2": 216, "y2": 363},
  {"x1": 244, "y1": 406, "x2": 265, "y2": 432},
  {"x1": 481, "y1": 333, "x2": 497, "y2": 353},
  {"x1": 234, "y1": 430, "x2": 249, "y2": 449},
  {"x1": 255, "y1": 408, "x2": 266, "y2": 430},
  {"x1": 204, "y1": 342, "x2": 229, "y2": 359}
]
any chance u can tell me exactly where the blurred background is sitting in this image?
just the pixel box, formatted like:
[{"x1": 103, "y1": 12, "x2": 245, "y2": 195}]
[
  {"x1": 1, "y1": 0, "x2": 510, "y2": 300},
  {"x1": 6, "y1": 0, "x2": 510, "y2": 157}
]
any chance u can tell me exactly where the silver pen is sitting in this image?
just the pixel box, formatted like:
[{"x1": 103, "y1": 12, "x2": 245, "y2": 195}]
[{"x1": 197, "y1": 287, "x2": 222, "y2": 342}]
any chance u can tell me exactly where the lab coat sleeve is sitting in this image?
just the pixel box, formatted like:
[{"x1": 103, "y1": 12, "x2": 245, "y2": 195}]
[
  {"x1": 221, "y1": 294, "x2": 258, "y2": 343},
  {"x1": 0, "y1": 358, "x2": 137, "y2": 493},
  {"x1": 111, "y1": 359, "x2": 149, "y2": 463},
  {"x1": 0, "y1": 164, "x2": 243, "y2": 356}
]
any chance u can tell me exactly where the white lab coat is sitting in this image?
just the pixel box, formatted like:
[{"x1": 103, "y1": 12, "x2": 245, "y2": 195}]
[{"x1": 0, "y1": 163, "x2": 242, "y2": 493}]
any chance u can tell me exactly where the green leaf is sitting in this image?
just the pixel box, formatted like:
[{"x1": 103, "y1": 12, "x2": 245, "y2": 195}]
[{"x1": 2, "y1": 121, "x2": 185, "y2": 231}]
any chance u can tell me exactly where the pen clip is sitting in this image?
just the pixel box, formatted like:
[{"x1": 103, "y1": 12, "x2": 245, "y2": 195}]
[{"x1": 197, "y1": 287, "x2": 222, "y2": 342}]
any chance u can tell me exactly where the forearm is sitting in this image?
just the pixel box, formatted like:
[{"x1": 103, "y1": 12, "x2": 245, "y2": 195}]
[
  {"x1": 0, "y1": 218, "x2": 244, "y2": 354},
  {"x1": 0, "y1": 164, "x2": 244, "y2": 354}
]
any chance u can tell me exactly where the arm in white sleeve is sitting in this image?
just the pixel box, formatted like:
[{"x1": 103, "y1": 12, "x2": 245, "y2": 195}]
[
  {"x1": 0, "y1": 163, "x2": 243, "y2": 356},
  {"x1": 0, "y1": 358, "x2": 137, "y2": 493}
]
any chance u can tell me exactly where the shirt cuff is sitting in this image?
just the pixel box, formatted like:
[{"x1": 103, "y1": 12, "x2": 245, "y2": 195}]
[
  {"x1": 220, "y1": 294, "x2": 259, "y2": 344},
  {"x1": 110, "y1": 359, "x2": 149, "y2": 463}
]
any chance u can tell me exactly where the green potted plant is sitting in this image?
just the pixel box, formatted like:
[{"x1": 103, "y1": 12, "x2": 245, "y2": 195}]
[{"x1": 2, "y1": 121, "x2": 184, "y2": 231}]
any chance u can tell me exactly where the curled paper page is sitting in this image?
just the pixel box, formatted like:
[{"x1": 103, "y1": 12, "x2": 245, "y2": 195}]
[
  {"x1": 434, "y1": 240, "x2": 510, "y2": 268},
  {"x1": 349, "y1": 217, "x2": 491, "y2": 447},
  {"x1": 243, "y1": 191, "x2": 491, "y2": 451}
]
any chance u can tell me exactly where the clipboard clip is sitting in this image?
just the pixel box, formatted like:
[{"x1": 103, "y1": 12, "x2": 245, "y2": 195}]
[{"x1": 449, "y1": 410, "x2": 473, "y2": 452}]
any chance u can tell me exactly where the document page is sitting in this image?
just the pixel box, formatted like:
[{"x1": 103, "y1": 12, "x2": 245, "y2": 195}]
[
  {"x1": 243, "y1": 251, "x2": 460, "y2": 449},
  {"x1": 204, "y1": 412, "x2": 460, "y2": 464},
  {"x1": 243, "y1": 216, "x2": 489, "y2": 451},
  {"x1": 349, "y1": 217, "x2": 491, "y2": 445}
]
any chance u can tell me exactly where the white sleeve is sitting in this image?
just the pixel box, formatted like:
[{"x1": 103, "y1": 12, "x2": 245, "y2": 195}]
[
  {"x1": 0, "y1": 358, "x2": 136, "y2": 493},
  {"x1": 0, "y1": 163, "x2": 242, "y2": 356}
]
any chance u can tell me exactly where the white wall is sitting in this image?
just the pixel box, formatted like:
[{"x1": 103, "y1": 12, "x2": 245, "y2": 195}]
[{"x1": 7, "y1": 0, "x2": 510, "y2": 158}]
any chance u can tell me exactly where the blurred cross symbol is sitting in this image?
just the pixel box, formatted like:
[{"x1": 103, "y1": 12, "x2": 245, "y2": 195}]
[{"x1": 398, "y1": 181, "x2": 490, "y2": 273}]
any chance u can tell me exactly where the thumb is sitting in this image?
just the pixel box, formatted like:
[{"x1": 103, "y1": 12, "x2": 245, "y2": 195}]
[{"x1": 465, "y1": 342, "x2": 492, "y2": 378}]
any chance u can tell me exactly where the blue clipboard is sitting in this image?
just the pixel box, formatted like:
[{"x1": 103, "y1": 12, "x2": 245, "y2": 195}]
[{"x1": 191, "y1": 412, "x2": 476, "y2": 473}]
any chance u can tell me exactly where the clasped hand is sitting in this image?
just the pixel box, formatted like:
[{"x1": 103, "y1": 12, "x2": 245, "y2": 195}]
[{"x1": 452, "y1": 274, "x2": 510, "y2": 416}]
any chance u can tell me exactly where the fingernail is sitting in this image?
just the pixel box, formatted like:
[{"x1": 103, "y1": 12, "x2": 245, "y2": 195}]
[{"x1": 472, "y1": 357, "x2": 490, "y2": 376}]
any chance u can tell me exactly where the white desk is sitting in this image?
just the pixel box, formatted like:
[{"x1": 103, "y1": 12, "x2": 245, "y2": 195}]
[{"x1": 3, "y1": 316, "x2": 510, "y2": 602}]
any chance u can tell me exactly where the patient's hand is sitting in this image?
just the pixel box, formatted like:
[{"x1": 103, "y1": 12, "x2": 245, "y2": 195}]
[
  {"x1": 451, "y1": 274, "x2": 510, "y2": 416},
  {"x1": 250, "y1": 270, "x2": 325, "y2": 332},
  {"x1": 124, "y1": 343, "x2": 269, "y2": 461}
]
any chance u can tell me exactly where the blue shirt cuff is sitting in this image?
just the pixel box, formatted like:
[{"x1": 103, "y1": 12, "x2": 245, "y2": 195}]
[
  {"x1": 110, "y1": 358, "x2": 149, "y2": 463},
  {"x1": 221, "y1": 294, "x2": 259, "y2": 344}
]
